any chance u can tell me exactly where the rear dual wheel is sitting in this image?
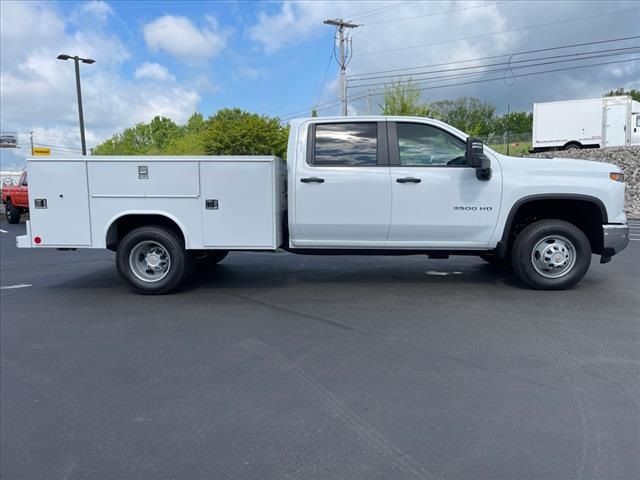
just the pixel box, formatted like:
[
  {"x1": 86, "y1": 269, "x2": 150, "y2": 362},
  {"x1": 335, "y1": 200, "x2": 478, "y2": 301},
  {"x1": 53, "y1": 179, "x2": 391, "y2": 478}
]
[{"x1": 116, "y1": 226, "x2": 189, "y2": 294}]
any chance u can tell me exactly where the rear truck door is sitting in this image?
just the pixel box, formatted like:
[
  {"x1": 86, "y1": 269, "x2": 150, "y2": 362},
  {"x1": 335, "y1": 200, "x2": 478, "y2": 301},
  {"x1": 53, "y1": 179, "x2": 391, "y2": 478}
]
[
  {"x1": 387, "y1": 121, "x2": 501, "y2": 248},
  {"x1": 604, "y1": 100, "x2": 630, "y2": 147},
  {"x1": 293, "y1": 121, "x2": 391, "y2": 246},
  {"x1": 631, "y1": 113, "x2": 640, "y2": 146},
  {"x1": 28, "y1": 160, "x2": 91, "y2": 246}
]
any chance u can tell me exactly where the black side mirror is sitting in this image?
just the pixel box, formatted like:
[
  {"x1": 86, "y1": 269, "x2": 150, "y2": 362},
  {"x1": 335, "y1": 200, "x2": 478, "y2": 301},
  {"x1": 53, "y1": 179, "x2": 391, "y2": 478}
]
[{"x1": 466, "y1": 137, "x2": 492, "y2": 181}]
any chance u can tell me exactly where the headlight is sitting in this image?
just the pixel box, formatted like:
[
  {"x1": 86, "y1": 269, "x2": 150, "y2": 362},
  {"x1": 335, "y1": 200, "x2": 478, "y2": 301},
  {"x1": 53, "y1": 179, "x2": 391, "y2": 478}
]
[{"x1": 609, "y1": 172, "x2": 625, "y2": 182}]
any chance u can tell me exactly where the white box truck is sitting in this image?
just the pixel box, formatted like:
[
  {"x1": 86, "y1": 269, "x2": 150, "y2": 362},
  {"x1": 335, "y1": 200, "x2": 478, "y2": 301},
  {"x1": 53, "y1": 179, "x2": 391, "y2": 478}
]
[
  {"x1": 17, "y1": 116, "x2": 629, "y2": 293},
  {"x1": 531, "y1": 95, "x2": 640, "y2": 151}
]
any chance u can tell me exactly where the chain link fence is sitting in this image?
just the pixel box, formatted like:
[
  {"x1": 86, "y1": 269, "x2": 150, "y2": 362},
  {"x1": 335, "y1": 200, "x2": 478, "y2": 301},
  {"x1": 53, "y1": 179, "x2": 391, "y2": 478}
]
[{"x1": 482, "y1": 132, "x2": 532, "y2": 156}]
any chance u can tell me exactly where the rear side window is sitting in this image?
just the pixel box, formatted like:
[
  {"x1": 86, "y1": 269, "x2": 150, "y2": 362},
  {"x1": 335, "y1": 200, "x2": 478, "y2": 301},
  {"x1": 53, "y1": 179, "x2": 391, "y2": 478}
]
[{"x1": 313, "y1": 123, "x2": 377, "y2": 166}]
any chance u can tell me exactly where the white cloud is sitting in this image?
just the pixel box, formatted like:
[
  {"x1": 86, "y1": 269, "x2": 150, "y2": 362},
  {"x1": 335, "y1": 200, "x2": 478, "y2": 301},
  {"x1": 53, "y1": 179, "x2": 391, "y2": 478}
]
[
  {"x1": 143, "y1": 15, "x2": 228, "y2": 62},
  {"x1": 248, "y1": 1, "x2": 640, "y2": 115},
  {"x1": 78, "y1": 1, "x2": 113, "y2": 22},
  {"x1": 0, "y1": 1, "x2": 202, "y2": 170},
  {"x1": 248, "y1": 1, "x2": 327, "y2": 54},
  {"x1": 134, "y1": 62, "x2": 176, "y2": 82}
]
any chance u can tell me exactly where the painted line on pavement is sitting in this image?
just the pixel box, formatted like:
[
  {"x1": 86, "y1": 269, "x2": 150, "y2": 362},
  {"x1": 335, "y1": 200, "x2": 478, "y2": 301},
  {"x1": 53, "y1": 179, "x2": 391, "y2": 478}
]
[
  {"x1": 0, "y1": 284, "x2": 32, "y2": 290},
  {"x1": 0, "y1": 229, "x2": 7, "y2": 233}
]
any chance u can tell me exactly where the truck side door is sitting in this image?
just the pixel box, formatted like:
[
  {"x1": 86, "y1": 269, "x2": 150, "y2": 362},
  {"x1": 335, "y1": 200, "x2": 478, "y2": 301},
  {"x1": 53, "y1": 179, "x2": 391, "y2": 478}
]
[
  {"x1": 16, "y1": 171, "x2": 28, "y2": 207},
  {"x1": 387, "y1": 121, "x2": 501, "y2": 248},
  {"x1": 292, "y1": 121, "x2": 391, "y2": 246}
]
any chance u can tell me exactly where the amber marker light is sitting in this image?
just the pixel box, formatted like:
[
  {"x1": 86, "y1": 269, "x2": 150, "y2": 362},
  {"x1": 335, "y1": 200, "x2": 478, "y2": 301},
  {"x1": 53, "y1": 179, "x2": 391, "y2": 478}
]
[{"x1": 609, "y1": 172, "x2": 625, "y2": 182}]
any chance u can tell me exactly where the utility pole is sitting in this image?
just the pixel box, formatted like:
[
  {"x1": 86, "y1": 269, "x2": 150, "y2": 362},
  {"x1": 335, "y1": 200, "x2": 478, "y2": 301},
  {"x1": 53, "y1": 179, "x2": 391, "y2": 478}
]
[
  {"x1": 323, "y1": 18, "x2": 359, "y2": 116},
  {"x1": 30, "y1": 131, "x2": 34, "y2": 155}
]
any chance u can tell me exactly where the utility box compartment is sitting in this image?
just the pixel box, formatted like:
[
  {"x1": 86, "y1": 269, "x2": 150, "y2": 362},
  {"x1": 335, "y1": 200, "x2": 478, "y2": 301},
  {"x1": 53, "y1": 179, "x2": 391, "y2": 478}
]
[
  {"x1": 88, "y1": 161, "x2": 200, "y2": 197},
  {"x1": 201, "y1": 157, "x2": 282, "y2": 248},
  {"x1": 28, "y1": 160, "x2": 92, "y2": 246}
]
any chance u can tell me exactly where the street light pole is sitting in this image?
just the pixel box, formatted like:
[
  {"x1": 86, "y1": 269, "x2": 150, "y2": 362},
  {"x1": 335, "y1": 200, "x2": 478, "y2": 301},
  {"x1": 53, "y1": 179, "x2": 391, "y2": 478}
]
[
  {"x1": 57, "y1": 54, "x2": 95, "y2": 156},
  {"x1": 73, "y1": 57, "x2": 87, "y2": 156}
]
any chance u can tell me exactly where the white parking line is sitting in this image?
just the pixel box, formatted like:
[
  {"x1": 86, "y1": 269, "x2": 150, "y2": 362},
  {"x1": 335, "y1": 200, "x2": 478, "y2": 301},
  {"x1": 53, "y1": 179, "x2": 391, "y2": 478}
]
[
  {"x1": 0, "y1": 284, "x2": 32, "y2": 290},
  {"x1": 0, "y1": 229, "x2": 7, "y2": 233}
]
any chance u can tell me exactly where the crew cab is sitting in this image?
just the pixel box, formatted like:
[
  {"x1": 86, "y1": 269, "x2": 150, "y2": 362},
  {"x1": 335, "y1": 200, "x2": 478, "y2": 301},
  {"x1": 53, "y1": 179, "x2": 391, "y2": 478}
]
[
  {"x1": 2, "y1": 170, "x2": 28, "y2": 224},
  {"x1": 17, "y1": 116, "x2": 629, "y2": 293}
]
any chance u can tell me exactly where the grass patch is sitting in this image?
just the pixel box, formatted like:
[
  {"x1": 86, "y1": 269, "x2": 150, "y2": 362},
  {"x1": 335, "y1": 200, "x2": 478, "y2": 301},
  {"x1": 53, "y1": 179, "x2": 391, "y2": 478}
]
[{"x1": 489, "y1": 141, "x2": 532, "y2": 157}]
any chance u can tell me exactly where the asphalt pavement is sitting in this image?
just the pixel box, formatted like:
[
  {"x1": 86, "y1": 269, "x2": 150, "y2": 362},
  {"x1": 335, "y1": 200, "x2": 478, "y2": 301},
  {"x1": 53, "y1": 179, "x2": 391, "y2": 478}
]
[{"x1": 1, "y1": 220, "x2": 639, "y2": 480}]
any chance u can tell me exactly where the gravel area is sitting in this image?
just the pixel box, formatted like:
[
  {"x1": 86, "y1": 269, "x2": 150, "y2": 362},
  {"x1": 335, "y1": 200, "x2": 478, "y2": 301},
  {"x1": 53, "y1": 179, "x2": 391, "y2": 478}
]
[{"x1": 527, "y1": 146, "x2": 640, "y2": 218}]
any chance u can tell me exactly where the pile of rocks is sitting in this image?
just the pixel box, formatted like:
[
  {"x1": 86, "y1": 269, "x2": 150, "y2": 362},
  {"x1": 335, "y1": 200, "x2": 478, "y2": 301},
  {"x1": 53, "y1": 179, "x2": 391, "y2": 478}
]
[{"x1": 527, "y1": 146, "x2": 640, "y2": 218}]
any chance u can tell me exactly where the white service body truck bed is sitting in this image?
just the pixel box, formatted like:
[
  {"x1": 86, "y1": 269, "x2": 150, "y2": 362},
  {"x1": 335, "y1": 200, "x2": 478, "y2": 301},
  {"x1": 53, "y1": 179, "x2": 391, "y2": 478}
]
[{"x1": 22, "y1": 156, "x2": 285, "y2": 250}]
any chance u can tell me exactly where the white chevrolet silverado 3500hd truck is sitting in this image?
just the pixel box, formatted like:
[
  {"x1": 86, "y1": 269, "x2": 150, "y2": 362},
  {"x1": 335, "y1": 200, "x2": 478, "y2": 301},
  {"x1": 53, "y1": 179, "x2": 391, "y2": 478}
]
[{"x1": 17, "y1": 116, "x2": 629, "y2": 294}]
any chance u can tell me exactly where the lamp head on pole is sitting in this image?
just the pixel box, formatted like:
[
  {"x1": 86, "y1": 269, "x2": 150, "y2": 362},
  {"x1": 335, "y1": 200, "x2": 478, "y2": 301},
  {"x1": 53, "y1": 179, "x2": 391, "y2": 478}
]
[{"x1": 57, "y1": 54, "x2": 96, "y2": 64}]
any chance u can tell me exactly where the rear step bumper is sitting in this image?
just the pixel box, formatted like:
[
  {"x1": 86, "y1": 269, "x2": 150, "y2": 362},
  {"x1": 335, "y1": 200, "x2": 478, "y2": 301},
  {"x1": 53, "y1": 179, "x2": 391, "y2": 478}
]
[{"x1": 16, "y1": 221, "x2": 31, "y2": 248}]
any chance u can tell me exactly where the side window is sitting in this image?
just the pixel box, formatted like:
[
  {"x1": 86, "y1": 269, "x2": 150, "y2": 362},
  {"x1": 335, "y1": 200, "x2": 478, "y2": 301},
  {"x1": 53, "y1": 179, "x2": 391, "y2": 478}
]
[
  {"x1": 396, "y1": 123, "x2": 466, "y2": 166},
  {"x1": 636, "y1": 116, "x2": 640, "y2": 127},
  {"x1": 313, "y1": 123, "x2": 377, "y2": 166},
  {"x1": 20, "y1": 172, "x2": 27, "y2": 186}
]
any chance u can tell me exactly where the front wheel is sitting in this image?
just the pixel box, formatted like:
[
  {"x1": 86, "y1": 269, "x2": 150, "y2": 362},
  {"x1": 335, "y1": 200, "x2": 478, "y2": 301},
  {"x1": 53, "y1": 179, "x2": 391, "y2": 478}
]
[
  {"x1": 116, "y1": 226, "x2": 189, "y2": 294},
  {"x1": 511, "y1": 219, "x2": 591, "y2": 290},
  {"x1": 5, "y1": 202, "x2": 21, "y2": 224}
]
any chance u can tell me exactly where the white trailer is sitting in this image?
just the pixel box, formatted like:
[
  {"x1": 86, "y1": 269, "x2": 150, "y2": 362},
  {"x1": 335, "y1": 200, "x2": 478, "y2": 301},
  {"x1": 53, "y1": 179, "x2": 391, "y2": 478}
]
[
  {"x1": 531, "y1": 95, "x2": 640, "y2": 151},
  {"x1": 17, "y1": 116, "x2": 630, "y2": 293}
]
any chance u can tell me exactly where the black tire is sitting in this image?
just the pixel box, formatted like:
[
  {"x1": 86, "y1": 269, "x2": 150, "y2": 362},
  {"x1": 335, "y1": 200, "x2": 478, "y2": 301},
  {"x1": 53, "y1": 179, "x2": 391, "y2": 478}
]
[
  {"x1": 5, "y1": 202, "x2": 21, "y2": 224},
  {"x1": 116, "y1": 226, "x2": 189, "y2": 294},
  {"x1": 511, "y1": 219, "x2": 591, "y2": 290},
  {"x1": 190, "y1": 250, "x2": 228, "y2": 268},
  {"x1": 563, "y1": 142, "x2": 582, "y2": 151}
]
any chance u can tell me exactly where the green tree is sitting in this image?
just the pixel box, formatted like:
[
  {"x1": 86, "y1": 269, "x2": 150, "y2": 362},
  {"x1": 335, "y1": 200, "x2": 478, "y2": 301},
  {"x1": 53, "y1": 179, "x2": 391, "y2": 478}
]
[
  {"x1": 380, "y1": 80, "x2": 430, "y2": 116},
  {"x1": 93, "y1": 116, "x2": 182, "y2": 155},
  {"x1": 493, "y1": 111, "x2": 533, "y2": 135},
  {"x1": 430, "y1": 97, "x2": 495, "y2": 136},
  {"x1": 184, "y1": 112, "x2": 206, "y2": 135},
  {"x1": 604, "y1": 88, "x2": 640, "y2": 102},
  {"x1": 202, "y1": 108, "x2": 289, "y2": 158}
]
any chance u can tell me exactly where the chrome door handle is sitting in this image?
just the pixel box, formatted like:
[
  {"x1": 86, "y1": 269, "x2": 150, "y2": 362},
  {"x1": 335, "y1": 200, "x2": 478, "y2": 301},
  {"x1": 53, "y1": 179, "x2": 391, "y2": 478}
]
[{"x1": 396, "y1": 177, "x2": 421, "y2": 183}]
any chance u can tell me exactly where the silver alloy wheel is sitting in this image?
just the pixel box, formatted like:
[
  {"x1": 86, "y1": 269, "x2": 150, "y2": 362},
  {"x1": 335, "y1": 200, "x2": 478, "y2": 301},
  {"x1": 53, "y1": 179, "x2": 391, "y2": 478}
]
[
  {"x1": 530, "y1": 235, "x2": 576, "y2": 279},
  {"x1": 129, "y1": 240, "x2": 171, "y2": 283}
]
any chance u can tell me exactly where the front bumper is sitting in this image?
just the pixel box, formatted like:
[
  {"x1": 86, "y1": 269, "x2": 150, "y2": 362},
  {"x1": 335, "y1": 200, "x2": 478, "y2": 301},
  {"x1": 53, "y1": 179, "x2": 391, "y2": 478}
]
[{"x1": 601, "y1": 224, "x2": 630, "y2": 263}]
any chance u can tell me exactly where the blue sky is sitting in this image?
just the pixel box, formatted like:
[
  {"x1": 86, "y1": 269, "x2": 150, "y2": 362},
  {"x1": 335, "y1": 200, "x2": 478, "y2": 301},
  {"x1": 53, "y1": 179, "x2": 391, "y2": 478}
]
[{"x1": 1, "y1": 0, "x2": 639, "y2": 170}]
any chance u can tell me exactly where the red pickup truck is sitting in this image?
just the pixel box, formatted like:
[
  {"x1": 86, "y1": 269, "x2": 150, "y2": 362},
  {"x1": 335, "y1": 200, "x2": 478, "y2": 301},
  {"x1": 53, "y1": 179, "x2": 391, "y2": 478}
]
[{"x1": 1, "y1": 171, "x2": 28, "y2": 224}]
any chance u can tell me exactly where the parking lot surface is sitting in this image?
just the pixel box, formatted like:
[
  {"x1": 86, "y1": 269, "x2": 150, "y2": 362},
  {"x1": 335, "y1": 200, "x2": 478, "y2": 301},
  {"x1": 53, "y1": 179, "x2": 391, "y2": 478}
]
[{"x1": 1, "y1": 220, "x2": 639, "y2": 480}]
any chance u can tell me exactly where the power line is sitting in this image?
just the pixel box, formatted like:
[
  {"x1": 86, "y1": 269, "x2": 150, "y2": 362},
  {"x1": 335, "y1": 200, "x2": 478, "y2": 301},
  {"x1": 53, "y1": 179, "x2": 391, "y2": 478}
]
[
  {"x1": 282, "y1": 56, "x2": 639, "y2": 121},
  {"x1": 314, "y1": 37, "x2": 337, "y2": 112},
  {"x1": 352, "y1": 6, "x2": 640, "y2": 57},
  {"x1": 347, "y1": 35, "x2": 640, "y2": 79},
  {"x1": 347, "y1": 46, "x2": 640, "y2": 89},
  {"x1": 363, "y1": 1, "x2": 505, "y2": 26},
  {"x1": 348, "y1": 50, "x2": 640, "y2": 95},
  {"x1": 353, "y1": 57, "x2": 640, "y2": 97},
  {"x1": 345, "y1": 1, "x2": 409, "y2": 22}
]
